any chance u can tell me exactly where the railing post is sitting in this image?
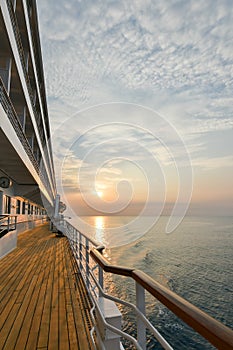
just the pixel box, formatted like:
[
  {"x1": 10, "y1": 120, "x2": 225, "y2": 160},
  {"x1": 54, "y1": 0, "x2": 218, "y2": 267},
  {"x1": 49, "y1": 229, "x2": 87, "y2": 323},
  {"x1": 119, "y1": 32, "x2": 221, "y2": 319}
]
[
  {"x1": 75, "y1": 228, "x2": 78, "y2": 263},
  {"x1": 7, "y1": 216, "x2": 10, "y2": 232},
  {"x1": 64, "y1": 220, "x2": 67, "y2": 234},
  {"x1": 71, "y1": 225, "x2": 74, "y2": 246},
  {"x1": 72, "y1": 226, "x2": 74, "y2": 254},
  {"x1": 85, "y1": 237, "x2": 90, "y2": 290},
  {"x1": 66, "y1": 222, "x2": 70, "y2": 240},
  {"x1": 99, "y1": 266, "x2": 104, "y2": 297},
  {"x1": 79, "y1": 231, "x2": 83, "y2": 272},
  {"x1": 136, "y1": 282, "x2": 146, "y2": 350}
]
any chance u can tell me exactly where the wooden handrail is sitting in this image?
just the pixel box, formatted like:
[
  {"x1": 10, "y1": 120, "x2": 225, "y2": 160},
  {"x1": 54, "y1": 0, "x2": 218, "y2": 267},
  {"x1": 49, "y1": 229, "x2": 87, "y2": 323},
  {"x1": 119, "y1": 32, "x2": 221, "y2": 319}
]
[{"x1": 90, "y1": 248, "x2": 233, "y2": 350}]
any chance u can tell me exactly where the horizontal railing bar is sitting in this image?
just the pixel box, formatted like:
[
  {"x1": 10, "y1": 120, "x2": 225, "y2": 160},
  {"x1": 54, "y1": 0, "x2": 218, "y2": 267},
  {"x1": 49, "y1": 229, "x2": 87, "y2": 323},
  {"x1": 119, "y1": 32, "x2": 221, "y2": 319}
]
[
  {"x1": 90, "y1": 305, "x2": 98, "y2": 349},
  {"x1": 0, "y1": 216, "x2": 43, "y2": 224},
  {"x1": 91, "y1": 265, "x2": 99, "y2": 272},
  {"x1": 0, "y1": 216, "x2": 17, "y2": 223},
  {"x1": 88, "y1": 267, "x2": 174, "y2": 350},
  {"x1": 0, "y1": 215, "x2": 17, "y2": 238},
  {"x1": 0, "y1": 216, "x2": 9, "y2": 223},
  {"x1": 90, "y1": 248, "x2": 233, "y2": 350},
  {"x1": 89, "y1": 291, "x2": 143, "y2": 350}
]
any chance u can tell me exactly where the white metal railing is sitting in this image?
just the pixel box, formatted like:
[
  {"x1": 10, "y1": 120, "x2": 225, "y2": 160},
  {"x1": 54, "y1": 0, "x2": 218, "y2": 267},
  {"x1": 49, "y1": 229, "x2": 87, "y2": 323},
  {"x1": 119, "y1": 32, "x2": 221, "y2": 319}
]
[
  {"x1": 0, "y1": 76, "x2": 52, "y2": 198},
  {"x1": 59, "y1": 218, "x2": 233, "y2": 350},
  {"x1": 0, "y1": 77, "x2": 40, "y2": 174},
  {"x1": 5, "y1": 0, "x2": 56, "y2": 197},
  {"x1": 62, "y1": 219, "x2": 156, "y2": 350},
  {"x1": 6, "y1": 0, "x2": 45, "y2": 140},
  {"x1": 0, "y1": 215, "x2": 17, "y2": 238}
]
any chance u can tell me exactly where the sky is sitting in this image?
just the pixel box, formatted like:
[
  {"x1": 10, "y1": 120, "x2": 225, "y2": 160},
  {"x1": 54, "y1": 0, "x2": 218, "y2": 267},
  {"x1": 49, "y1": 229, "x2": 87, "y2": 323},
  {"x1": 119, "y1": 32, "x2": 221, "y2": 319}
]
[{"x1": 37, "y1": 0, "x2": 233, "y2": 219}]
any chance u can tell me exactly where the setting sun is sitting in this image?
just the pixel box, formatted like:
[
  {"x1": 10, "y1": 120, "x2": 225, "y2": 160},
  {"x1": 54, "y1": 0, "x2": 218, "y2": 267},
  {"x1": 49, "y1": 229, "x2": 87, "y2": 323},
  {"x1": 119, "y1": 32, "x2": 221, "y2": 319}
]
[{"x1": 97, "y1": 191, "x2": 103, "y2": 198}]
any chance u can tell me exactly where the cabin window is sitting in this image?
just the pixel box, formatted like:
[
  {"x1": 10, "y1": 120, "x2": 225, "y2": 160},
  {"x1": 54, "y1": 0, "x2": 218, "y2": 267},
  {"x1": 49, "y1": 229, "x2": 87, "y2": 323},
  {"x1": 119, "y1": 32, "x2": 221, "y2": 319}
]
[
  {"x1": 28, "y1": 203, "x2": 31, "y2": 214},
  {"x1": 22, "y1": 202, "x2": 26, "y2": 214},
  {"x1": 16, "y1": 199, "x2": 21, "y2": 214},
  {"x1": 3, "y1": 195, "x2": 11, "y2": 214},
  {"x1": 0, "y1": 191, "x2": 3, "y2": 214}
]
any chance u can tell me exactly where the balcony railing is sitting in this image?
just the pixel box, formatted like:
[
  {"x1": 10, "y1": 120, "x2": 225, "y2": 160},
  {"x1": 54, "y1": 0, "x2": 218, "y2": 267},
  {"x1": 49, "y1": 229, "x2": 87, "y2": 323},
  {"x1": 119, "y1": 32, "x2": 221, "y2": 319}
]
[
  {"x1": 4, "y1": 0, "x2": 58, "y2": 200},
  {"x1": 0, "y1": 76, "x2": 40, "y2": 173},
  {"x1": 0, "y1": 77, "x2": 53, "y2": 199},
  {"x1": 6, "y1": 0, "x2": 35, "y2": 104},
  {"x1": 58, "y1": 218, "x2": 233, "y2": 350},
  {"x1": 6, "y1": 0, "x2": 46, "y2": 152}
]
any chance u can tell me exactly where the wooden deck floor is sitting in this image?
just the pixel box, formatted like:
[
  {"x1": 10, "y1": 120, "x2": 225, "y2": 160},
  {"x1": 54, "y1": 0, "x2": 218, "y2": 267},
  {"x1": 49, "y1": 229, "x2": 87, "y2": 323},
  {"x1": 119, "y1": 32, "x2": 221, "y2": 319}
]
[{"x1": 0, "y1": 224, "x2": 94, "y2": 350}]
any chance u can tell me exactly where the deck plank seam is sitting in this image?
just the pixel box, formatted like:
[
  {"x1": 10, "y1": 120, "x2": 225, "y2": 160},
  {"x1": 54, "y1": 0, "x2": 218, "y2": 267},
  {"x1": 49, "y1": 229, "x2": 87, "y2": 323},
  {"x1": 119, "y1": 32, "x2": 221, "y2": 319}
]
[{"x1": 4, "y1": 239, "x2": 52, "y2": 349}]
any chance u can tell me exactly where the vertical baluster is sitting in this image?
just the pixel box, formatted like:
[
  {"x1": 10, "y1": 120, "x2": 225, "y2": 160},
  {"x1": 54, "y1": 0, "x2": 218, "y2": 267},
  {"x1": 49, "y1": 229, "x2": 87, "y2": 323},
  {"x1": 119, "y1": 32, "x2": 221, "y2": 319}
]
[
  {"x1": 99, "y1": 266, "x2": 104, "y2": 297},
  {"x1": 75, "y1": 228, "x2": 78, "y2": 263},
  {"x1": 85, "y1": 237, "x2": 90, "y2": 290},
  {"x1": 79, "y1": 231, "x2": 82, "y2": 272},
  {"x1": 7, "y1": 215, "x2": 10, "y2": 232},
  {"x1": 66, "y1": 222, "x2": 69, "y2": 240},
  {"x1": 71, "y1": 225, "x2": 74, "y2": 254},
  {"x1": 136, "y1": 282, "x2": 146, "y2": 350},
  {"x1": 72, "y1": 227, "x2": 74, "y2": 256}
]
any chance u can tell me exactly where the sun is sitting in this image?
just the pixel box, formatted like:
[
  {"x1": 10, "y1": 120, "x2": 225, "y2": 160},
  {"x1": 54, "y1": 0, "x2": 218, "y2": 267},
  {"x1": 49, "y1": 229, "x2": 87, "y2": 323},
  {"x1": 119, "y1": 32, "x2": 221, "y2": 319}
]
[{"x1": 97, "y1": 191, "x2": 103, "y2": 198}]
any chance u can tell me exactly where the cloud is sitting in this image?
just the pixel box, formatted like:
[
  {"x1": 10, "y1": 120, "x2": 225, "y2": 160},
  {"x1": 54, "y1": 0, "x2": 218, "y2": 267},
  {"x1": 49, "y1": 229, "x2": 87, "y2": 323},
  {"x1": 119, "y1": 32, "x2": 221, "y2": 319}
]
[
  {"x1": 38, "y1": 0, "x2": 233, "y2": 107},
  {"x1": 37, "y1": 1, "x2": 233, "y2": 214},
  {"x1": 192, "y1": 155, "x2": 233, "y2": 170}
]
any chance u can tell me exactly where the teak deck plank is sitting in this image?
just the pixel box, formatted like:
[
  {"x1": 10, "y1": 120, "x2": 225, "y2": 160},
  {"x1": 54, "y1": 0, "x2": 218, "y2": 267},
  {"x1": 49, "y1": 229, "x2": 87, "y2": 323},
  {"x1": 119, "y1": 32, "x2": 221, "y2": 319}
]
[{"x1": 0, "y1": 224, "x2": 94, "y2": 350}]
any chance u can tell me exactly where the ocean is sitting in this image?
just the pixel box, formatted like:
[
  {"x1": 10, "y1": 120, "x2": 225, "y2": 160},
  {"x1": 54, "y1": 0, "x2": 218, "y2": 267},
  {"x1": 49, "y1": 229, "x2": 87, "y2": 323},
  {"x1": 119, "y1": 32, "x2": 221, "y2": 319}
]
[{"x1": 71, "y1": 215, "x2": 233, "y2": 349}]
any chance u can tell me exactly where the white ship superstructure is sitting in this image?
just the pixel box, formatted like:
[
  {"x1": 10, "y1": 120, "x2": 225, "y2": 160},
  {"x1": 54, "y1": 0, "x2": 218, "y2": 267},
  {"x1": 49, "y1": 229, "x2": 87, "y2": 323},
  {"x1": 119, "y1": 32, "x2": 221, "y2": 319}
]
[{"x1": 0, "y1": 0, "x2": 56, "y2": 254}]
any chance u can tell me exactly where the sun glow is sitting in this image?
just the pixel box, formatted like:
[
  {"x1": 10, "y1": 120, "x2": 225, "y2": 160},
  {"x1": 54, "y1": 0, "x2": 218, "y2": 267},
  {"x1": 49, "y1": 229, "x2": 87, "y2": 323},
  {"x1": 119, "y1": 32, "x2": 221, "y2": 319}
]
[{"x1": 97, "y1": 191, "x2": 103, "y2": 198}]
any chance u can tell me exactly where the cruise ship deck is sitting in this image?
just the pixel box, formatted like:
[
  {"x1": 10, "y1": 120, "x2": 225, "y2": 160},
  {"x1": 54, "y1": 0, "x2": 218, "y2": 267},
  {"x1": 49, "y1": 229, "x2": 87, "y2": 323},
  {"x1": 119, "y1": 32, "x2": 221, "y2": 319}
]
[{"x1": 0, "y1": 224, "x2": 94, "y2": 350}]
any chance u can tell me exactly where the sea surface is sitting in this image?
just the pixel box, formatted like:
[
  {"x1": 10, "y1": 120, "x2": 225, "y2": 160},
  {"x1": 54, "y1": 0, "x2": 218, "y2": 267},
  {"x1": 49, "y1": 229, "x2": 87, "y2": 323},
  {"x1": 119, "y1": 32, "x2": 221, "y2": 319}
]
[{"x1": 71, "y1": 215, "x2": 233, "y2": 349}]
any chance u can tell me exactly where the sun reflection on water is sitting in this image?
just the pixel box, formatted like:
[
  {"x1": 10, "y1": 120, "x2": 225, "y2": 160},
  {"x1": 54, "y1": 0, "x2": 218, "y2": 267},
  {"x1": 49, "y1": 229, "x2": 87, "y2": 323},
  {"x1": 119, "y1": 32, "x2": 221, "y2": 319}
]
[{"x1": 95, "y1": 216, "x2": 105, "y2": 243}]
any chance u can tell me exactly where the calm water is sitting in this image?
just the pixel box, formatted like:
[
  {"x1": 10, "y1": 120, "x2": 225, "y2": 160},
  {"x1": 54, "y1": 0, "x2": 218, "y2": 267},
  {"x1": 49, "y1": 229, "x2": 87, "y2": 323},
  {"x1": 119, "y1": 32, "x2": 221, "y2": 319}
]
[{"x1": 71, "y1": 216, "x2": 233, "y2": 349}]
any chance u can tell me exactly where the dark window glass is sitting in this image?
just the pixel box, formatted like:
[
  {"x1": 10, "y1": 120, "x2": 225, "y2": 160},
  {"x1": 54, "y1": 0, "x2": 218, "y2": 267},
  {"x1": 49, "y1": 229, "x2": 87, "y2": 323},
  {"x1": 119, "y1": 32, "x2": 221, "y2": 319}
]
[
  {"x1": 22, "y1": 202, "x2": 26, "y2": 214},
  {"x1": 16, "y1": 200, "x2": 21, "y2": 214}
]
